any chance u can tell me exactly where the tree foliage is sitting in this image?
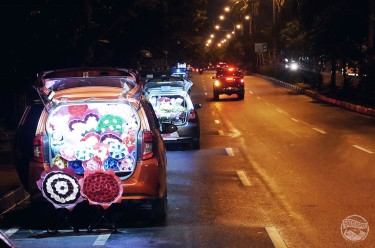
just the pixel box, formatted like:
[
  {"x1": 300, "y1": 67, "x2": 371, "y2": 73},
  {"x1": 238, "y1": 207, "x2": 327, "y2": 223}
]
[{"x1": 0, "y1": 0, "x2": 208, "y2": 81}]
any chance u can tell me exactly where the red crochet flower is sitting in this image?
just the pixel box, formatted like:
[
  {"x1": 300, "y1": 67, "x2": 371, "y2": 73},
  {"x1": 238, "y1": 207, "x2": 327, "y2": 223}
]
[{"x1": 79, "y1": 169, "x2": 123, "y2": 209}]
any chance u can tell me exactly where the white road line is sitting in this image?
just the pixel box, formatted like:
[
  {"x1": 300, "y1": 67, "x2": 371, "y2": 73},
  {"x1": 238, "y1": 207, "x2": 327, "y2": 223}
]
[
  {"x1": 93, "y1": 233, "x2": 111, "y2": 246},
  {"x1": 236, "y1": 170, "x2": 252, "y2": 186},
  {"x1": 257, "y1": 96, "x2": 262, "y2": 100},
  {"x1": 312, "y1": 128, "x2": 326, "y2": 134},
  {"x1": 291, "y1": 118, "x2": 299, "y2": 122},
  {"x1": 204, "y1": 92, "x2": 208, "y2": 95},
  {"x1": 225, "y1": 148, "x2": 235, "y2": 156},
  {"x1": 249, "y1": 91, "x2": 254, "y2": 94},
  {"x1": 214, "y1": 120, "x2": 220, "y2": 124},
  {"x1": 276, "y1": 108, "x2": 285, "y2": 113},
  {"x1": 218, "y1": 130, "x2": 224, "y2": 135},
  {"x1": 265, "y1": 226, "x2": 288, "y2": 248},
  {"x1": 4, "y1": 227, "x2": 19, "y2": 237},
  {"x1": 353, "y1": 145, "x2": 374, "y2": 154},
  {"x1": 266, "y1": 102, "x2": 271, "y2": 106}
]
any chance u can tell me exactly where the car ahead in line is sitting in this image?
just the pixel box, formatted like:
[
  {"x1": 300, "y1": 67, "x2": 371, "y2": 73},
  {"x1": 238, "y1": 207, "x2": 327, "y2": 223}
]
[
  {"x1": 144, "y1": 76, "x2": 201, "y2": 149},
  {"x1": 13, "y1": 67, "x2": 177, "y2": 220},
  {"x1": 212, "y1": 67, "x2": 245, "y2": 100}
]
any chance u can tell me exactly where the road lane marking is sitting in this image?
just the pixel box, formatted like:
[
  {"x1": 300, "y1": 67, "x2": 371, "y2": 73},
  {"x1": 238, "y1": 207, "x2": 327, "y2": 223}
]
[
  {"x1": 4, "y1": 227, "x2": 19, "y2": 237},
  {"x1": 93, "y1": 233, "x2": 111, "y2": 246},
  {"x1": 225, "y1": 148, "x2": 235, "y2": 156},
  {"x1": 291, "y1": 118, "x2": 299, "y2": 123},
  {"x1": 276, "y1": 108, "x2": 285, "y2": 113},
  {"x1": 249, "y1": 91, "x2": 254, "y2": 94},
  {"x1": 257, "y1": 96, "x2": 262, "y2": 100},
  {"x1": 204, "y1": 92, "x2": 207, "y2": 95},
  {"x1": 266, "y1": 226, "x2": 288, "y2": 248},
  {"x1": 214, "y1": 120, "x2": 220, "y2": 124},
  {"x1": 218, "y1": 130, "x2": 224, "y2": 135},
  {"x1": 353, "y1": 145, "x2": 374, "y2": 154},
  {"x1": 236, "y1": 170, "x2": 252, "y2": 186},
  {"x1": 312, "y1": 128, "x2": 326, "y2": 134}
]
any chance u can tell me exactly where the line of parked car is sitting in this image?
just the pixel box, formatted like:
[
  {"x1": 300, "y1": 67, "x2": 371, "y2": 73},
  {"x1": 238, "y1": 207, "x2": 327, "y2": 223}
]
[{"x1": 13, "y1": 67, "x2": 201, "y2": 222}]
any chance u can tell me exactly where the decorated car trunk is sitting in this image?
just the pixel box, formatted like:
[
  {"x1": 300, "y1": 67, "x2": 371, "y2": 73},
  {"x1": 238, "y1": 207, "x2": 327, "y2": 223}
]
[
  {"x1": 44, "y1": 102, "x2": 138, "y2": 177},
  {"x1": 149, "y1": 95, "x2": 187, "y2": 125}
]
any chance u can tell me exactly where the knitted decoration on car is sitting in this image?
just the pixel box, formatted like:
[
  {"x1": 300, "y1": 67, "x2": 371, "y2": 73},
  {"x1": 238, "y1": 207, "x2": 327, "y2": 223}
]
[
  {"x1": 79, "y1": 169, "x2": 123, "y2": 209},
  {"x1": 37, "y1": 167, "x2": 82, "y2": 211}
]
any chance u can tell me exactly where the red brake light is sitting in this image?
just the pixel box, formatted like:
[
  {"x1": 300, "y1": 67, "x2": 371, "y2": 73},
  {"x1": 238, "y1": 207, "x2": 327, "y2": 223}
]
[
  {"x1": 189, "y1": 109, "x2": 196, "y2": 121},
  {"x1": 225, "y1": 77, "x2": 233, "y2": 81},
  {"x1": 142, "y1": 131, "x2": 154, "y2": 160}
]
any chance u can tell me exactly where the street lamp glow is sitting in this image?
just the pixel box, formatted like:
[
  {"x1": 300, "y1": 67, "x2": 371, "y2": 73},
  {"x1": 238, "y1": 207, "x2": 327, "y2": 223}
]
[
  {"x1": 219, "y1": 15, "x2": 225, "y2": 20},
  {"x1": 215, "y1": 25, "x2": 220, "y2": 30},
  {"x1": 217, "y1": 43, "x2": 222, "y2": 47},
  {"x1": 210, "y1": 34, "x2": 215, "y2": 38},
  {"x1": 236, "y1": 24, "x2": 241, "y2": 29},
  {"x1": 207, "y1": 39, "x2": 212, "y2": 43},
  {"x1": 226, "y1": 34, "x2": 231, "y2": 39},
  {"x1": 224, "y1": 6, "x2": 230, "y2": 12},
  {"x1": 245, "y1": 15, "x2": 250, "y2": 20}
]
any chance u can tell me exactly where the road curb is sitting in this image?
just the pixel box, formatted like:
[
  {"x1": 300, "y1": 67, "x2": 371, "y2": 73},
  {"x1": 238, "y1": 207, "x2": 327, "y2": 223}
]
[{"x1": 258, "y1": 75, "x2": 375, "y2": 117}]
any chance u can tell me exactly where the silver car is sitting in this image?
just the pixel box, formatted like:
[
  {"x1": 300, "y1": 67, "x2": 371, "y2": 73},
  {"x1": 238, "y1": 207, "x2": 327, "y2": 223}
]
[{"x1": 144, "y1": 76, "x2": 201, "y2": 149}]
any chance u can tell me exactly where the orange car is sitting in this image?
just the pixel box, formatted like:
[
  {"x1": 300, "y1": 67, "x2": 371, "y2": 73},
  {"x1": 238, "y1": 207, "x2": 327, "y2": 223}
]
[{"x1": 14, "y1": 67, "x2": 176, "y2": 220}]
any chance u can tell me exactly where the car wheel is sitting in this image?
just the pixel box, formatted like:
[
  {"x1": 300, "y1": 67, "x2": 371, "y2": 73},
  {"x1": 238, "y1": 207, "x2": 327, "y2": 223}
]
[
  {"x1": 238, "y1": 93, "x2": 244, "y2": 100},
  {"x1": 213, "y1": 91, "x2": 219, "y2": 100},
  {"x1": 151, "y1": 190, "x2": 167, "y2": 222},
  {"x1": 192, "y1": 139, "x2": 200, "y2": 150}
]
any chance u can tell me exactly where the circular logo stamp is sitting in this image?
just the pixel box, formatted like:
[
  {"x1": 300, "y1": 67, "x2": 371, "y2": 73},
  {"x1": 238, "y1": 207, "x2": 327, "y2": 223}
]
[{"x1": 341, "y1": 214, "x2": 369, "y2": 242}]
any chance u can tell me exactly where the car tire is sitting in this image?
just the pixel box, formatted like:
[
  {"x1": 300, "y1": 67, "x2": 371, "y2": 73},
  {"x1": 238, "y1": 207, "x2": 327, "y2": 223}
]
[
  {"x1": 151, "y1": 190, "x2": 167, "y2": 222},
  {"x1": 192, "y1": 139, "x2": 200, "y2": 150},
  {"x1": 238, "y1": 92, "x2": 244, "y2": 100},
  {"x1": 213, "y1": 91, "x2": 219, "y2": 100}
]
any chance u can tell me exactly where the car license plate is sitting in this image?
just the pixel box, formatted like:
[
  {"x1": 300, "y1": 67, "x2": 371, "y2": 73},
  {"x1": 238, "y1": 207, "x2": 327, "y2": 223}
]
[{"x1": 162, "y1": 131, "x2": 179, "y2": 138}]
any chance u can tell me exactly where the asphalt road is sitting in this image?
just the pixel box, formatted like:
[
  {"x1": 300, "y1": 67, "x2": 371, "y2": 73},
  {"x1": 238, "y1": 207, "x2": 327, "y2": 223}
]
[{"x1": 1, "y1": 71, "x2": 375, "y2": 247}]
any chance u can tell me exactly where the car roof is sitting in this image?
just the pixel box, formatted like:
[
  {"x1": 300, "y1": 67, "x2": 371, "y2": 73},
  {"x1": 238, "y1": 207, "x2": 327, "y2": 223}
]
[{"x1": 145, "y1": 76, "x2": 192, "y2": 92}]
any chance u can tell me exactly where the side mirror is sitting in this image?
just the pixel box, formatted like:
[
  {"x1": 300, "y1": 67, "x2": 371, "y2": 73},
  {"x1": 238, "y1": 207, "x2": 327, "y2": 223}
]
[
  {"x1": 194, "y1": 103, "x2": 202, "y2": 109},
  {"x1": 161, "y1": 123, "x2": 178, "y2": 134}
]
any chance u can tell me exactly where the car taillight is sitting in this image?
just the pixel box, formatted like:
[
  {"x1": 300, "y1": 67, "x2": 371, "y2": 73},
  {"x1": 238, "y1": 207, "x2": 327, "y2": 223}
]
[
  {"x1": 33, "y1": 134, "x2": 49, "y2": 163},
  {"x1": 225, "y1": 77, "x2": 233, "y2": 81},
  {"x1": 142, "y1": 131, "x2": 154, "y2": 160},
  {"x1": 189, "y1": 109, "x2": 196, "y2": 121}
]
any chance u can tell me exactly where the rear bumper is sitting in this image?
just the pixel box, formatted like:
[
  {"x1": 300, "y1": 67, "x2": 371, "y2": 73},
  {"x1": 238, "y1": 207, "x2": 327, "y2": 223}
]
[
  {"x1": 28, "y1": 157, "x2": 165, "y2": 201},
  {"x1": 162, "y1": 122, "x2": 199, "y2": 143},
  {"x1": 214, "y1": 86, "x2": 244, "y2": 95}
]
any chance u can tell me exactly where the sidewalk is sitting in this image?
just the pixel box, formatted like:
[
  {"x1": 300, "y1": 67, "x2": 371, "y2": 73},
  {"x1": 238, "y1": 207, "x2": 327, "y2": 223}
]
[{"x1": 258, "y1": 75, "x2": 375, "y2": 117}]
